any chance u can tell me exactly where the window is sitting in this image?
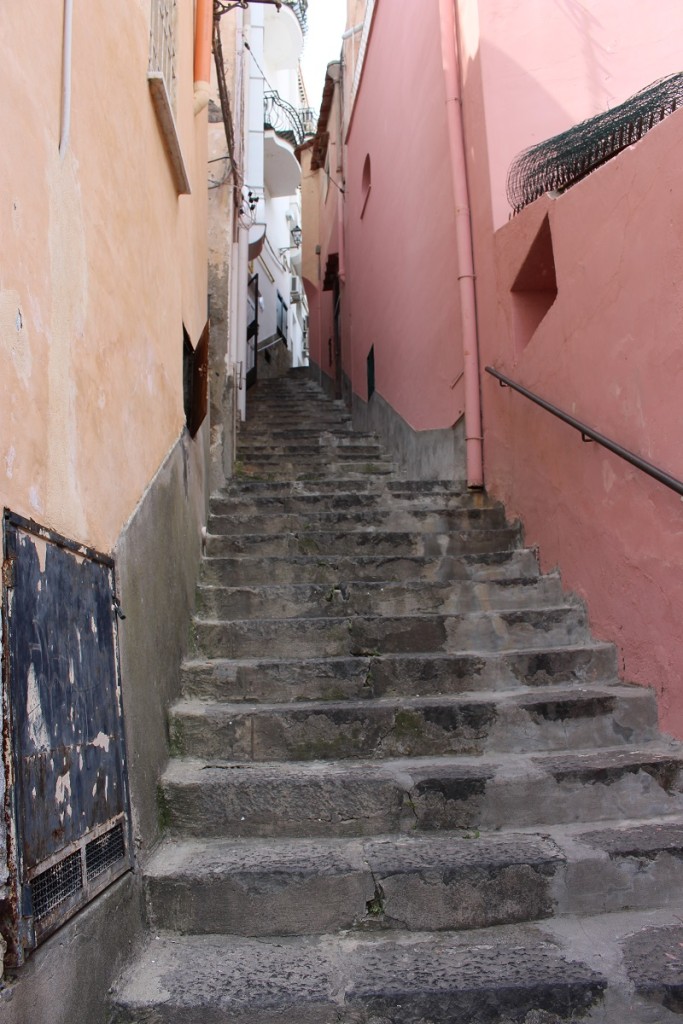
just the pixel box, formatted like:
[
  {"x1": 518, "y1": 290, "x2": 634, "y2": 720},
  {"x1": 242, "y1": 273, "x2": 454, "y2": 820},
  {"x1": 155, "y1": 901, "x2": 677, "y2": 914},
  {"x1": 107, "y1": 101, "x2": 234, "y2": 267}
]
[{"x1": 361, "y1": 153, "x2": 372, "y2": 218}]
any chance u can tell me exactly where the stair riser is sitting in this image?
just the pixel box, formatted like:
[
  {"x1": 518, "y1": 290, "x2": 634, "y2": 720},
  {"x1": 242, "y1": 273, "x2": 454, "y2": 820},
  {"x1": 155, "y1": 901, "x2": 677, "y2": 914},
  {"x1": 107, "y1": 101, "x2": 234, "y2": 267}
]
[
  {"x1": 161, "y1": 759, "x2": 683, "y2": 839},
  {"x1": 146, "y1": 860, "x2": 559, "y2": 937},
  {"x1": 171, "y1": 693, "x2": 657, "y2": 762},
  {"x1": 195, "y1": 577, "x2": 562, "y2": 621},
  {"x1": 205, "y1": 528, "x2": 521, "y2": 558},
  {"x1": 146, "y1": 844, "x2": 683, "y2": 938},
  {"x1": 198, "y1": 551, "x2": 540, "y2": 586},
  {"x1": 181, "y1": 647, "x2": 618, "y2": 702},
  {"x1": 192, "y1": 608, "x2": 589, "y2": 660},
  {"x1": 211, "y1": 493, "x2": 491, "y2": 516},
  {"x1": 231, "y1": 465, "x2": 396, "y2": 482},
  {"x1": 207, "y1": 508, "x2": 508, "y2": 537}
]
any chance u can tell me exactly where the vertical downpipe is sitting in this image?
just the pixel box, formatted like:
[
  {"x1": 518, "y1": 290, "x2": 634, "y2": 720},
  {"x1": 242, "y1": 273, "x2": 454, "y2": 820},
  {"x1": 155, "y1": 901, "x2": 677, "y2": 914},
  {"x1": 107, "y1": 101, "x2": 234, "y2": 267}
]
[
  {"x1": 193, "y1": 0, "x2": 213, "y2": 114},
  {"x1": 59, "y1": 0, "x2": 74, "y2": 158},
  {"x1": 439, "y1": 0, "x2": 484, "y2": 488}
]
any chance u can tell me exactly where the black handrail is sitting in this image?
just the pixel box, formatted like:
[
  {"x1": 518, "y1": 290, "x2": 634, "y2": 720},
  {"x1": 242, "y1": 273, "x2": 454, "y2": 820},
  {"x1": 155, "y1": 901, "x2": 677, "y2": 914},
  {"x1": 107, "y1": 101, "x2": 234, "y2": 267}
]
[{"x1": 485, "y1": 366, "x2": 683, "y2": 498}]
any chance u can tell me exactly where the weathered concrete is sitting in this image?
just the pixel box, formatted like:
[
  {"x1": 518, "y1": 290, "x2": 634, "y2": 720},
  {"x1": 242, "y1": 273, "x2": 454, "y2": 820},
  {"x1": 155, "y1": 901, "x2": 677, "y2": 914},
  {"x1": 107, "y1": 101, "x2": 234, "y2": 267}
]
[
  {"x1": 353, "y1": 387, "x2": 467, "y2": 483},
  {"x1": 1, "y1": 875, "x2": 144, "y2": 1024},
  {"x1": 116, "y1": 425, "x2": 208, "y2": 853}
]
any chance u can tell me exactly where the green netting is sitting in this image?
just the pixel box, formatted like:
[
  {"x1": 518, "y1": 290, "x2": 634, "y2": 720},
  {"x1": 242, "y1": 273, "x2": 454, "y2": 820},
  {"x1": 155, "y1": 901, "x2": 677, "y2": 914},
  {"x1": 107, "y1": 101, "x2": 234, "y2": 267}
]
[{"x1": 507, "y1": 73, "x2": 683, "y2": 215}]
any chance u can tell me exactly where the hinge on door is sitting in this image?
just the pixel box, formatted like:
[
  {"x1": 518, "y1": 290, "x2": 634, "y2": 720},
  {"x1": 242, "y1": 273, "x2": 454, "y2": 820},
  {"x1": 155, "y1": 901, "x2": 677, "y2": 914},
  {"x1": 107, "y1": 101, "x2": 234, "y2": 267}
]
[{"x1": 2, "y1": 556, "x2": 16, "y2": 589}]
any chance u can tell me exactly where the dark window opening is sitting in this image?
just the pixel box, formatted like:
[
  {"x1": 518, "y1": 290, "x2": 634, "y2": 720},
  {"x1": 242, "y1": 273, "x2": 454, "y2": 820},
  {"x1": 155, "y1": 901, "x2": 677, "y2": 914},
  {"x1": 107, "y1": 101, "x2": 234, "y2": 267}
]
[
  {"x1": 182, "y1": 321, "x2": 210, "y2": 437},
  {"x1": 276, "y1": 292, "x2": 288, "y2": 345},
  {"x1": 367, "y1": 345, "x2": 375, "y2": 400}
]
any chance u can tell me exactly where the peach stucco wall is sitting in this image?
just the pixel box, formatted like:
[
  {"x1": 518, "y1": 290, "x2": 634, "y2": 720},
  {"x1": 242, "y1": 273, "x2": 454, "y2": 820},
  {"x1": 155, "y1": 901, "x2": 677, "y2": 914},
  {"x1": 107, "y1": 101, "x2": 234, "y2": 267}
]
[
  {"x1": 0, "y1": 1, "x2": 208, "y2": 553},
  {"x1": 344, "y1": 0, "x2": 465, "y2": 430},
  {"x1": 480, "y1": 107, "x2": 683, "y2": 736},
  {"x1": 458, "y1": 0, "x2": 683, "y2": 231}
]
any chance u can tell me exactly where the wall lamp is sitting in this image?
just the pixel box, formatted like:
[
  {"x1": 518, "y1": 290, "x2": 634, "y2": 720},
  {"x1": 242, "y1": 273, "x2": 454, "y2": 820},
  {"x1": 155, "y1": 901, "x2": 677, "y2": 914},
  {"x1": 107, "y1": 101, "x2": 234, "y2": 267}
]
[{"x1": 279, "y1": 225, "x2": 302, "y2": 255}]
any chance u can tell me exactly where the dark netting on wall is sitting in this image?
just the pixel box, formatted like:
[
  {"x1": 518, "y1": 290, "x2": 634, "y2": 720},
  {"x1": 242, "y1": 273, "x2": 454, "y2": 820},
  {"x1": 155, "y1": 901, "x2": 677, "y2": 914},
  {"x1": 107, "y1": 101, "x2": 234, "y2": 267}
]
[{"x1": 507, "y1": 73, "x2": 683, "y2": 215}]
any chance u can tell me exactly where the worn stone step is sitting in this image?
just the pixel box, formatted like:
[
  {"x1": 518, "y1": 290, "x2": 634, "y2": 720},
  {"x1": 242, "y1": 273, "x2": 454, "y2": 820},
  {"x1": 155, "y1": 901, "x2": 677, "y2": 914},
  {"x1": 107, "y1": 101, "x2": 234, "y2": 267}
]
[
  {"x1": 207, "y1": 505, "x2": 508, "y2": 537},
  {"x1": 237, "y1": 431, "x2": 378, "y2": 446},
  {"x1": 210, "y1": 489, "x2": 492, "y2": 517},
  {"x1": 205, "y1": 525, "x2": 522, "y2": 558},
  {"x1": 195, "y1": 575, "x2": 559, "y2": 621},
  {"x1": 192, "y1": 606, "x2": 589, "y2": 660},
  {"x1": 181, "y1": 643, "x2": 618, "y2": 702},
  {"x1": 144, "y1": 816, "x2": 683, "y2": 937},
  {"x1": 169, "y1": 685, "x2": 657, "y2": 761},
  {"x1": 109, "y1": 926, "x2": 606, "y2": 1024},
  {"x1": 159, "y1": 745, "x2": 683, "y2": 839},
  {"x1": 231, "y1": 461, "x2": 397, "y2": 482},
  {"x1": 219, "y1": 477, "x2": 466, "y2": 497},
  {"x1": 198, "y1": 549, "x2": 541, "y2": 586},
  {"x1": 238, "y1": 440, "x2": 384, "y2": 456}
]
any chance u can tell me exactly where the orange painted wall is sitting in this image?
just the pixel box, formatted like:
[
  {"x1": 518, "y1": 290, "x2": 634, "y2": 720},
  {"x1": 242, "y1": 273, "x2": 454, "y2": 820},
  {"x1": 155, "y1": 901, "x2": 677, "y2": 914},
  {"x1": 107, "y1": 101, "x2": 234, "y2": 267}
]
[{"x1": 0, "y1": 0, "x2": 208, "y2": 553}]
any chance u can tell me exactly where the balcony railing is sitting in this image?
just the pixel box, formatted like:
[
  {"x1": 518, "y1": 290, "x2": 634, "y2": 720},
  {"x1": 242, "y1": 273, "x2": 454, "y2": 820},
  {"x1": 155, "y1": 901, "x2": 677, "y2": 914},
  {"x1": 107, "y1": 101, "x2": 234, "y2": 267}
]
[
  {"x1": 282, "y1": 0, "x2": 308, "y2": 35},
  {"x1": 264, "y1": 91, "x2": 317, "y2": 146}
]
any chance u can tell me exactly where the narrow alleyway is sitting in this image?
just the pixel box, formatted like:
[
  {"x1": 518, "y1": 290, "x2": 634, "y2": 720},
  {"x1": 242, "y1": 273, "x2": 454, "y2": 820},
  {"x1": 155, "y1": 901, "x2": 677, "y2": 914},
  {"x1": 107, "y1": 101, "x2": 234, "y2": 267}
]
[{"x1": 111, "y1": 371, "x2": 683, "y2": 1023}]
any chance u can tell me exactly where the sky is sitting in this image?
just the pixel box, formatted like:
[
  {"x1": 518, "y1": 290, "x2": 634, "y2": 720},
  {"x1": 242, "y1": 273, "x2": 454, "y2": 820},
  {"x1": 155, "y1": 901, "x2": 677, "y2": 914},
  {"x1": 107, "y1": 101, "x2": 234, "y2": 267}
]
[{"x1": 300, "y1": 0, "x2": 348, "y2": 111}]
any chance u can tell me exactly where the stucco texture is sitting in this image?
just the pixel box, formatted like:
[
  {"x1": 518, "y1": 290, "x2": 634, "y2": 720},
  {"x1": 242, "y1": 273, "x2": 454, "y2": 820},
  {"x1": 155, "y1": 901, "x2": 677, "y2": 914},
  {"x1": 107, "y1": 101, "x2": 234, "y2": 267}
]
[
  {"x1": 0, "y1": 0, "x2": 208, "y2": 554},
  {"x1": 344, "y1": 0, "x2": 465, "y2": 432},
  {"x1": 480, "y1": 107, "x2": 683, "y2": 738}
]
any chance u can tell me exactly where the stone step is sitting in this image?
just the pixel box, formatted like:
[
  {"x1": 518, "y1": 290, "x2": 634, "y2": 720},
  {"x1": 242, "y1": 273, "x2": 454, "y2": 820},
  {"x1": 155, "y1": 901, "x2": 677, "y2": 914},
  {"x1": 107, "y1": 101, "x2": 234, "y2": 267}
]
[
  {"x1": 180, "y1": 643, "x2": 618, "y2": 702},
  {"x1": 210, "y1": 489, "x2": 493, "y2": 516},
  {"x1": 204, "y1": 525, "x2": 522, "y2": 558},
  {"x1": 144, "y1": 815, "x2": 683, "y2": 937},
  {"x1": 237, "y1": 431, "x2": 378, "y2": 446},
  {"x1": 237, "y1": 440, "x2": 383, "y2": 455},
  {"x1": 198, "y1": 549, "x2": 541, "y2": 586},
  {"x1": 231, "y1": 461, "x2": 397, "y2": 482},
  {"x1": 219, "y1": 477, "x2": 467, "y2": 497},
  {"x1": 191, "y1": 606, "x2": 589, "y2": 660},
  {"x1": 109, "y1": 925, "x2": 607, "y2": 1024},
  {"x1": 207, "y1": 505, "x2": 508, "y2": 537},
  {"x1": 195, "y1": 574, "x2": 561, "y2": 620},
  {"x1": 168, "y1": 685, "x2": 657, "y2": 761},
  {"x1": 159, "y1": 745, "x2": 683, "y2": 839},
  {"x1": 111, "y1": 903, "x2": 683, "y2": 1024}
]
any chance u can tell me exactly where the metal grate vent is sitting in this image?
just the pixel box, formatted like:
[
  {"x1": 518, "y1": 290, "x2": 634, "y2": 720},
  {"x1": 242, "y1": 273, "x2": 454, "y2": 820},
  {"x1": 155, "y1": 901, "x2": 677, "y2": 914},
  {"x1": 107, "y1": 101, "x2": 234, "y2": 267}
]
[
  {"x1": 31, "y1": 851, "x2": 83, "y2": 922},
  {"x1": 86, "y1": 822, "x2": 126, "y2": 882}
]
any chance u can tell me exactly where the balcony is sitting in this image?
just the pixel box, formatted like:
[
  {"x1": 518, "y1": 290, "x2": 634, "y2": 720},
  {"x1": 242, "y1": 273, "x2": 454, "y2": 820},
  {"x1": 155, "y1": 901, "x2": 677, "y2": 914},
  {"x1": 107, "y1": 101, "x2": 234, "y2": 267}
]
[
  {"x1": 264, "y1": 2, "x2": 304, "y2": 71},
  {"x1": 264, "y1": 91, "x2": 317, "y2": 147}
]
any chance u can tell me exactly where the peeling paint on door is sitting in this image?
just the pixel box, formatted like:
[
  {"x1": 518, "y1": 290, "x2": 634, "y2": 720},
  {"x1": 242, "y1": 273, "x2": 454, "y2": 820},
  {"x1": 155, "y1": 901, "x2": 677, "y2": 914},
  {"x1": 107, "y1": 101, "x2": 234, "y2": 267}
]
[{"x1": 1, "y1": 511, "x2": 131, "y2": 964}]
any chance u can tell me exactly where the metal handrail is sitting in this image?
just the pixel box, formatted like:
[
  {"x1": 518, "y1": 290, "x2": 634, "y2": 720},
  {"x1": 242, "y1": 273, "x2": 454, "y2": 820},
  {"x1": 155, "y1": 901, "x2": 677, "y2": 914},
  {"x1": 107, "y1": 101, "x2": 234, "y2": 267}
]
[{"x1": 485, "y1": 366, "x2": 683, "y2": 497}]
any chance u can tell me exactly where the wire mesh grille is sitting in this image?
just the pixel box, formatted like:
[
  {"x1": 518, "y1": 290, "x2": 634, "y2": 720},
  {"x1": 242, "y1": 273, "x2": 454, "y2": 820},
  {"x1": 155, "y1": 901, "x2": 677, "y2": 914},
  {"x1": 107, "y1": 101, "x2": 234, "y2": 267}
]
[
  {"x1": 32, "y1": 851, "x2": 83, "y2": 922},
  {"x1": 507, "y1": 73, "x2": 683, "y2": 214},
  {"x1": 86, "y1": 823, "x2": 126, "y2": 882}
]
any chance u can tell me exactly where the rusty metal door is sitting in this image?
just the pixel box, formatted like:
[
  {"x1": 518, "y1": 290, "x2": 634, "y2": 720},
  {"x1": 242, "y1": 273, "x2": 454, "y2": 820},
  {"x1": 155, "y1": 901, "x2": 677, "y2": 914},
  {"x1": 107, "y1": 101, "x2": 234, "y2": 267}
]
[{"x1": 1, "y1": 511, "x2": 131, "y2": 962}]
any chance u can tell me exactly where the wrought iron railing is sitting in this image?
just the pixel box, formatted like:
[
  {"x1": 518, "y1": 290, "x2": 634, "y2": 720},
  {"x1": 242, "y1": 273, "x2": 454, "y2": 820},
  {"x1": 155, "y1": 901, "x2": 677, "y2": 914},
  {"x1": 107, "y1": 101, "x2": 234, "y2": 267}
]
[
  {"x1": 507, "y1": 73, "x2": 683, "y2": 214},
  {"x1": 486, "y1": 367, "x2": 683, "y2": 497},
  {"x1": 282, "y1": 0, "x2": 308, "y2": 34},
  {"x1": 264, "y1": 91, "x2": 315, "y2": 146},
  {"x1": 214, "y1": 0, "x2": 307, "y2": 34}
]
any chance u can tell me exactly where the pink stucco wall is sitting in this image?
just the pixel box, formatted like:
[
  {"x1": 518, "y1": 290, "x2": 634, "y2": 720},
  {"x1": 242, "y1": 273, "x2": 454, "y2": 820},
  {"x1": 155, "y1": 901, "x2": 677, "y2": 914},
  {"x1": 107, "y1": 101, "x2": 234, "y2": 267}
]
[
  {"x1": 459, "y1": 0, "x2": 683, "y2": 231},
  {"x1": 479, "y1": 107, "x2": 683, "y2": 737},
  {"x1": 344, "y1": 0, "x2": 465, "y2": 430}
]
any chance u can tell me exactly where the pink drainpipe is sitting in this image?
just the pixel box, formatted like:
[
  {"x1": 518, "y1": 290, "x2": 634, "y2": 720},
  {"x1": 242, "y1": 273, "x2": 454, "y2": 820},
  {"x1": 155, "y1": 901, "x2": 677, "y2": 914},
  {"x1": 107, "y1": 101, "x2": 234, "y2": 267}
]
[{"x1": 439, "y1": 0, "x2": 484, "y2": 488}]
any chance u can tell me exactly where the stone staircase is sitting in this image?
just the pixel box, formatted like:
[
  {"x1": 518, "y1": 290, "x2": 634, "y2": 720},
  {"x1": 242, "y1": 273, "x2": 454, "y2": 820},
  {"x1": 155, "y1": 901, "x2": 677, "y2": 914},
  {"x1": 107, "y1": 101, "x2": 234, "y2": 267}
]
[{"x1": 111, "y1": 371, "x2": 683, "y2": 1023}]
